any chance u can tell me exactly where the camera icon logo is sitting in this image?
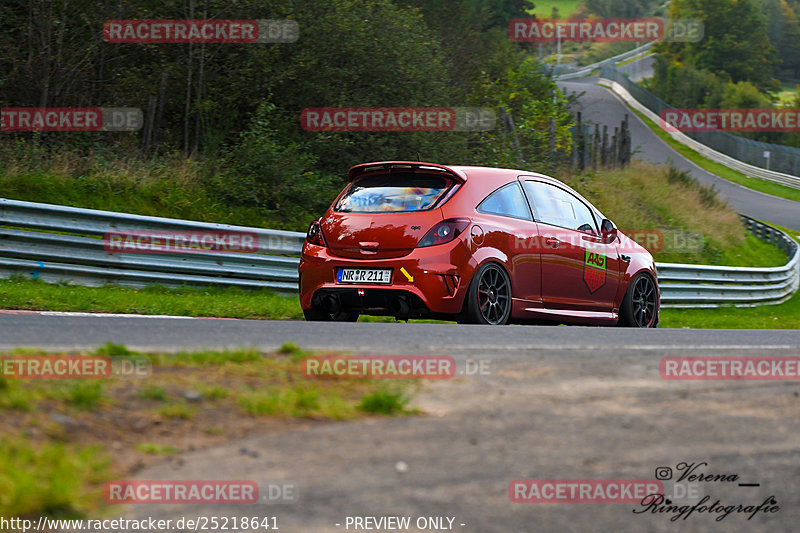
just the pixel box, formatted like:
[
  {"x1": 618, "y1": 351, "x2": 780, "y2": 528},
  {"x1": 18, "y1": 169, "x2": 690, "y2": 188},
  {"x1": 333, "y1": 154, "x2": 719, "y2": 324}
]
[{"x1": 655, "y1": 467, "x2": 673, "y2": 480}]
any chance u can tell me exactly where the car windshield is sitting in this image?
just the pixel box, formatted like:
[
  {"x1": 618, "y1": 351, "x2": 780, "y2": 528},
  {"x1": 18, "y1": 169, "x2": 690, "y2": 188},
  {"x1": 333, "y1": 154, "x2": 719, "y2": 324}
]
[{"x1": 334, "y1": 172, "x2": 453, "y2": 213}]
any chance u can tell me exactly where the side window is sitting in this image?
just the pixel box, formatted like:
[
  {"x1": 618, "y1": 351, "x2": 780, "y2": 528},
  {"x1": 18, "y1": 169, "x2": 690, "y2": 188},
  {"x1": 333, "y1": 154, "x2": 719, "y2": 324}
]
[
  {"x1": 477, "y1": 182, "x2": 533, "y2": 221},
  {"x1": 522, "y1": 181, "x2": 597, "y2": 232}
]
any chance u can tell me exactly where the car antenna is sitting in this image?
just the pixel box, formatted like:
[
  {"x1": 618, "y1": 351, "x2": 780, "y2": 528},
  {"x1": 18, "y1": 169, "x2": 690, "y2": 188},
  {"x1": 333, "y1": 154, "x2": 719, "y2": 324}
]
[{"x1": 416, "y1": 151, "x2": 421, "y2": 162}]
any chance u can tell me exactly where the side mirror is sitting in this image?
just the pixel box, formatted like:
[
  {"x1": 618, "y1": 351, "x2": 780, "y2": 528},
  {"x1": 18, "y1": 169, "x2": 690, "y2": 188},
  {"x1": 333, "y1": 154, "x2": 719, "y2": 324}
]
[{"x1": 601, "y1": 218, "x2": 618, "y2": 244}]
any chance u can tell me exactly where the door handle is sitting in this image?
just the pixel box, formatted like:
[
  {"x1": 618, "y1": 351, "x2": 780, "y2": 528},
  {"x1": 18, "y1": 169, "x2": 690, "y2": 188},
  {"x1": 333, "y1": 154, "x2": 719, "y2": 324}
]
[
  {"x1": 545, "y1": 237, "x2": 561, "y2": 248},
  {"x1": 620, "y1": 254, "x2": 631, "y2": 262}
]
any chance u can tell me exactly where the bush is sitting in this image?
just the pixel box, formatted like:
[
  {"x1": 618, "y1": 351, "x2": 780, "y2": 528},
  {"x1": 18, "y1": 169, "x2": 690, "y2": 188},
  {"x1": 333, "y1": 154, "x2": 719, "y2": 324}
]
[
  {"x1": 358, "y1": 388, "x2": 409, "y2": 415},
  {"x1": 648, "y1": 57, "x2": 728, "y2": 108},
  {"x1": 213, "y1": 102, "x2": 341, "y2": 223},
  {"x1": 720, "y1": 81, "x2": 771, "y2": 109}
]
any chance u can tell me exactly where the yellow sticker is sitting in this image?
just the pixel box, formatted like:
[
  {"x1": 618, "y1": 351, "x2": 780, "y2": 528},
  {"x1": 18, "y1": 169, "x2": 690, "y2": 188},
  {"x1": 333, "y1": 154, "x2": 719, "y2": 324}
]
[{"x1": 400, "y1": 267, "x2": 414, "y2": 283}]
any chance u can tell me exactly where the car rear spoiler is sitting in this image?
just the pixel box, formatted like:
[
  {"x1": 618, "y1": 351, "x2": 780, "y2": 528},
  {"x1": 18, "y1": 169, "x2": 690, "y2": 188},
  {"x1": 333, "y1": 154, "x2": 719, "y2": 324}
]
[{"x1": 347, "y1": 161, "x2": 467, "y2": 183}]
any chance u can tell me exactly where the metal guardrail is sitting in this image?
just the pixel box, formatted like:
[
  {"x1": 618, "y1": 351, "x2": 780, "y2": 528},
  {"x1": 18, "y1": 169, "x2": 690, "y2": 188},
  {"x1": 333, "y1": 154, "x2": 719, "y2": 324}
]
[
  {"x1": 657, "y1": 216, "x2": 799, "y2": 307},
  {"x1": 553, "y1": 42, "x2": 655, "y2": 81},
  {"x1": 0, "y1": 199, "x2": 798, "y2": 307},
  {"x1": 599, "y1": 66, "x2": 800, "y2": 186},
  {"x1": 0, "y1": 198, "x2": 304, "y2": 292}
]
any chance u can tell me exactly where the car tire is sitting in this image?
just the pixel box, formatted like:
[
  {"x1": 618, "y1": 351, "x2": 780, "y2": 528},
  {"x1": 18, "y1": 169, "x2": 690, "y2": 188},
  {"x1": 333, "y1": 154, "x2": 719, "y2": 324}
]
[
  {"x1": 463, "y1": 262, "x2": 512, "y2": 325},
  {"x1": 618, "y1": 273, "x2": 658, "y2": 328},
  {"x1": 303, "y1": 307, "x2": 359, "y2": 322}
]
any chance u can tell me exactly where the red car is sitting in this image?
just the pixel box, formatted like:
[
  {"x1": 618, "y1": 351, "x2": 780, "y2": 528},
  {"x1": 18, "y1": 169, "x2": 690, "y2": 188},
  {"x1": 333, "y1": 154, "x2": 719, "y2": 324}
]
[{"x1": 299, "y1": 161, "x2": 659, "y2": 327}]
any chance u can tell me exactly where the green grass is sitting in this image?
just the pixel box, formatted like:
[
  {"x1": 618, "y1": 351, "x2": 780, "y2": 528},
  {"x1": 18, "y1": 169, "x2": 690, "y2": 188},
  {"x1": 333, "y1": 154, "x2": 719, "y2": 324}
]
[
  {"x1": 0, "y1": 344, "x2": 419, "y2": 517},
  {"x1": 608, "y1": 87, "x2": 800, "y2": 204},
  {"x1": 199, "y1": 384, "x2": 231, "y2": 400},
  {"x1": 278, "y1": 341, "x2": 314, "y2": 361},
  {"x1": 561, "y1": 163, "x2": 788, "y2": 267},
  {"x1": 0, "y1": 278, "x2": 303, "y2": 319},
  {"x1": 660, "y1": 224, "x2": 800, "y2": 328},
  {"x1": 0, "y1": 346, "x2": 418, "y2": 424},
  {"x1": 528, "y1": 0, "x2": 582, "y2": 16},
  {"x1": 617, "y1": 50, "x2": 653, "y2": 67},
  {"x1": 1, "y1": 379, "x2": 108, "y2": 412},
  {"x1": 236, "y1": 385, "x2": 371, "y2": 419},
  {"x1": 238, "y1": 387, "x2": 320, "y2": 417},
  {"x1": 0, "y1": 438, "x2": 110, "y2": 518},
  {"x1": 137, "y1": 385, "x2": 168, "y2": 402},
  {"x1": 0, "y1": 384, "x2": 35, "y2": 411},
  {"x1": 775, "y1": 82, "x2": 799, "y2": 106},
  {"x1": 660, "y1": 291, "x2": 800, "y2": 329},
  {"x1": 156, "y1": 403, "x2": 196, "y2": 420},
  {"x1": 358, "y1": 388, "x2": 411, "y2": 415},
  {"x1": 135, "y1": 443, "x2": 179, "y2": 455},
  {"x1": 0, "y1": 155, "x2": 310, "y2": 232},
  {"x1": 65, "y1": 381, "x2": 105, "y2": 410},
  {"x1": 147, "y1": 347, "x2": 265, "y2": 367},
  {"x1": 94, "y1": 342, "x2": 132, "y2": 356}
]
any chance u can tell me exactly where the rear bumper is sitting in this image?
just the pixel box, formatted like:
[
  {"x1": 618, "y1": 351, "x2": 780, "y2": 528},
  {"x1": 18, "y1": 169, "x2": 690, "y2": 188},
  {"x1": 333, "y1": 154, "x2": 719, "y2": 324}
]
[{"x1": 298, "y1": 239, "x2": 473, "y2": 316}]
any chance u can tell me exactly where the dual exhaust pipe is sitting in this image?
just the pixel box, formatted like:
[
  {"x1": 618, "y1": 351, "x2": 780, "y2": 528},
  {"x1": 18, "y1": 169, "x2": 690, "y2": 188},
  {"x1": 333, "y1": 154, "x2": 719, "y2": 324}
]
[
  {"x1": 320, "y1": 293, "x2": 410, "y2": 318},
  {"x1": 388, "y1": 296, "x2": 410, "y2": 318}
]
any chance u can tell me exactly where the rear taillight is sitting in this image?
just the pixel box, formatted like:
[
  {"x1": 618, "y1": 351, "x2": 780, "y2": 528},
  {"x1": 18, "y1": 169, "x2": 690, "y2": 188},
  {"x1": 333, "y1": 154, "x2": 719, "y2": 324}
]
[
  {"x1": 306, "y1": 218, "x2": 327, "y2": 247},
  {"x1": 418, "y1": 218, "x2": 470, "y2": 248}
]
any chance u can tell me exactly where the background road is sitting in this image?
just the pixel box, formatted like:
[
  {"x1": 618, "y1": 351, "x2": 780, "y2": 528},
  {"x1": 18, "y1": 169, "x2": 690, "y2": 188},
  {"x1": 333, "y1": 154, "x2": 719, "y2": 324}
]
[
  {"x1": 557, "y1": 75, "x2": 800, "y2": 232},
  {"x1": 3, "y1": 315, "x2": 800, "y2": 532}
]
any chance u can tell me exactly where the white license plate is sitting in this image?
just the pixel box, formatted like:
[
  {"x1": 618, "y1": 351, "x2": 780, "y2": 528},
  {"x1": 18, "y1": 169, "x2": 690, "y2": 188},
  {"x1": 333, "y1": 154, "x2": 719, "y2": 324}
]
[{"x1": 337, "y1": 268, "x2": 392, "y2": 284}]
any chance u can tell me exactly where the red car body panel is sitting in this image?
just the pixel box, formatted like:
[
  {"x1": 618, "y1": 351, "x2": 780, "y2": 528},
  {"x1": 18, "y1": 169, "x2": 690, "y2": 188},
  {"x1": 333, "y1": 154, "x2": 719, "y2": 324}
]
[{"x1": 299, "y1": 161, "x2": 660, "y2": 326}]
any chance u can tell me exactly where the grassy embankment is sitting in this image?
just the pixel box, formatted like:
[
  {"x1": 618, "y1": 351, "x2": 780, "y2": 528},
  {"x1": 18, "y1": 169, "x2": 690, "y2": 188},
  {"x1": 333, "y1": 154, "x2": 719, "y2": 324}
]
[
  {"x1": 659, "y1": 221, "x2": 800, "y2": 329},
  {"x1": 0, "y1": 343, "x2": 415, "y2": 518}
]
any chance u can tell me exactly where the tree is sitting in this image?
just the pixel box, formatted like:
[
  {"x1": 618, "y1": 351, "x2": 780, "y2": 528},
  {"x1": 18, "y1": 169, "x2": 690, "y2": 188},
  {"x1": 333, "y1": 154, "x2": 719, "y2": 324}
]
[
  {"x1": 648, "y1": 56, "x2": 728, "y2": 108},
  {"x1": 774, "y1": 0, "x2": 800, "y2": 77},
  {"x1": 719, "y1": 81, "x2": 771, "y2": 108},
  {"x1": 658, "y1": 0, "x2": 778, "y2": 91},
  {"x1": 583, "y1": 0, "x2": 656, "y2": 18},
  {"x1": 786, "y1": 90, "x2": 800, "y2": 147}
]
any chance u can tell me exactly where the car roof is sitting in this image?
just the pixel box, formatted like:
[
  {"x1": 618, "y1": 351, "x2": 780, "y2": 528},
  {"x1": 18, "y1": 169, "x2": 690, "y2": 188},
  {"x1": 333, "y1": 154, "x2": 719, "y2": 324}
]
[
  {"x1": 347, "y1": 161, "x2": 606, "y2": 219},
  {"x1": 450, "y1": 165, "x2": 555, "y2": 185}
]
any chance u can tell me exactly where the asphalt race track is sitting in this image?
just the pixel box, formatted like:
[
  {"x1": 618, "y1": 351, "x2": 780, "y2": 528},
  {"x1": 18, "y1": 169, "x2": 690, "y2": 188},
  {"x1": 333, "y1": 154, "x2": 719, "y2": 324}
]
[
  {"x1": 557, "y1": 75, "x2": 800, "y2": 232},
  {"x1": 1, "y1": 313, "x2": 799, "y2": 353}
]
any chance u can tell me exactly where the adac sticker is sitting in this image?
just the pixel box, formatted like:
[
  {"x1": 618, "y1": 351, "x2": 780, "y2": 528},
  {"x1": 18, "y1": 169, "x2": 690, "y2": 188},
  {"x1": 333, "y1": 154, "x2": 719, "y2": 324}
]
[{"x1": 584, "y1": 250, "x2": 606, "y2": 293}]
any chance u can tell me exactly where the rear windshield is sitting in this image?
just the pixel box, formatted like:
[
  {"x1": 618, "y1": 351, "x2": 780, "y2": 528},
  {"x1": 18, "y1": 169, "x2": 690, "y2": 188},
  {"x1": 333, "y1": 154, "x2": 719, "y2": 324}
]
[{"x1": 334, "y1": 172, "x2": 454, "y2": 213}]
